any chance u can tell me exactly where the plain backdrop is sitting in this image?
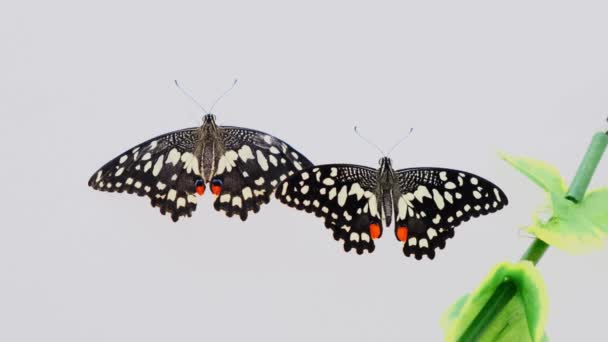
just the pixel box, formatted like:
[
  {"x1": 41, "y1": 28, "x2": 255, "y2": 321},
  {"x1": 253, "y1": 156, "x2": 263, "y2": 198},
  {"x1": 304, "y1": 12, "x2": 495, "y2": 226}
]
[{"x1": 2, "y1": 1, "x2": 608, "y2": 341}]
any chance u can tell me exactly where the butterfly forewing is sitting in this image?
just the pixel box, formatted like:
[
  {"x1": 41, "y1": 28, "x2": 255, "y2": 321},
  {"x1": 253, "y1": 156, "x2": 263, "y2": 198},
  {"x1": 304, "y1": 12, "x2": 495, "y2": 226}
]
[
  {"x1": 212, "y1": 127, "x2": 313, "y2": 220},
  {"x1": 88, "y1": 128, "x2": 201, "y2": 221},
  {"x1": 394, "y1": 168, "x2": 508, "y2": 259},
  {"x1": 275, "y1": 164, "x2": 382, "y2": 254}
]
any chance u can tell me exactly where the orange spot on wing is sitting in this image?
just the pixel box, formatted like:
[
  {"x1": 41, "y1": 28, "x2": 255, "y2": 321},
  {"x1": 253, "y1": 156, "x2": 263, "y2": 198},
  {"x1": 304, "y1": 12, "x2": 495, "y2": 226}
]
[
  {"x1": 196, "y1": 185, "x2": 205, "y2": 195},
  {"x1": 397, "y1": 226, "x2": 409, "y2": 242},
  {"x1": 211, "y1": 184, "x2": 222, "y2": 196},
  {"x1": 369, "y1": 223, "x2": 381, "y2": 239}
]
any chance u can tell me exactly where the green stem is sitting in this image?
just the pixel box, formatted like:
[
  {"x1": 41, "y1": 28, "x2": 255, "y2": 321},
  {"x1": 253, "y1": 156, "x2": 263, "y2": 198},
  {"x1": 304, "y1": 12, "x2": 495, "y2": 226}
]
[
  {"x1": 521, "y1": 239, "x2": 549, "y2": 265},
  {"x1": 457, "y1": 130, "x2": 608, "y2": 342},
  {"x1": 566, "y1": 132, "x2": 608, "y2": 202}
]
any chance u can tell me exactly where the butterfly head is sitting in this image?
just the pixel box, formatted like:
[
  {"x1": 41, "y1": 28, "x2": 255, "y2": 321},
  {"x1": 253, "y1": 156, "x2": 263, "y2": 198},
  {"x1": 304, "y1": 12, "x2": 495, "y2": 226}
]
[
  {"x1": 379, "y1": 156, "x2": 393, "y2": 169},
  {"x1": 203, "y1": 113, "x2": 217, "y2": 123}
]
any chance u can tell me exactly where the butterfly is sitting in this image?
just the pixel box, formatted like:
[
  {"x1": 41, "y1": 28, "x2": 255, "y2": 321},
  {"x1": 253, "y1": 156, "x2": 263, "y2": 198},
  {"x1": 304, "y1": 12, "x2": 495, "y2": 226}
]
[
  {"x1": 275, "y1": 156, "x2": 508, "y2": 259},
  {"x1": 89, "y1": 113, "x2": 313, "y2": 221}
]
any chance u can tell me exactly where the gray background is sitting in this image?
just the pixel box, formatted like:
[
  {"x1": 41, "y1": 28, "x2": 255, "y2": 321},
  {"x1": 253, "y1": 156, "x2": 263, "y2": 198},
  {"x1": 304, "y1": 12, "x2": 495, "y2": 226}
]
[{"x1": 2, "y1": 0, "x2": 608, "y2": 341}]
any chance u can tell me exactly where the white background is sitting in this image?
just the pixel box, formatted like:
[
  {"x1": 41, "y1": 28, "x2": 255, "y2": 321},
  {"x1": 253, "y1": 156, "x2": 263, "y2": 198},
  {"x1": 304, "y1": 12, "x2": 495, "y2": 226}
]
[{"x1": 2, "y1": 0, "x2": 608, "y2": 341}]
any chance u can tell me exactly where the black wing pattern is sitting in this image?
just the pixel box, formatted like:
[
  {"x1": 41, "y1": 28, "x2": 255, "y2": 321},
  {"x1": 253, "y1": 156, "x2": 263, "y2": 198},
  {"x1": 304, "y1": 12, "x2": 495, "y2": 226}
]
[
  {"x1": 275, "y1": 164, "x2": 381, "y2": 254},
  {"x1": 212, "y1": 127, "x2": 313, "y2": 221},
  {"x1": 394, "y1": 168, "x2": 508, "y2": 259},
  {"x1": 88, "y1": 128, "x2": 201, "y2": 221}
]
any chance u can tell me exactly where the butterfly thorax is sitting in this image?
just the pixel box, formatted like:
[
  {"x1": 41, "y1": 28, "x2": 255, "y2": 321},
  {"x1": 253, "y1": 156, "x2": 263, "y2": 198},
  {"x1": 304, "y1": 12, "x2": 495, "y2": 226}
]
[
  {"x1": 195, "y1": 114, "x2": 225, "y2": 182},
  {"x1": 377, "y1": 157, "x2": 398, "y2": 226}
]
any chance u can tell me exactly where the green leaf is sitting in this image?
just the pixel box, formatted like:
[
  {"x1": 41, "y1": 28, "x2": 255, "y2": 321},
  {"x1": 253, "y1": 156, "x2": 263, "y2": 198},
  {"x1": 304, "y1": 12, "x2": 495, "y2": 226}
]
[
  {"x1": 441, "y1": 261, "x2": 548, "y2": 342},
  {"x1": 501, "y1": 153, "x2": 608, "y2": 254},
  {"x1": 526, "y1": 189, "x2": 608, "y2": 254},
  {"x1": 579, "y1": 188, "x2": 608, "y2": 233},
  {"x1": 499, "y1": 153, "x2": 567, "y2": 196}
]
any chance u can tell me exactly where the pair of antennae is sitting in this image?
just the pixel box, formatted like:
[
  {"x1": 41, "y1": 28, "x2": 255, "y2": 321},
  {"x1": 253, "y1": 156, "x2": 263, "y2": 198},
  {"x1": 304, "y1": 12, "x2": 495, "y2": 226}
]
[
  {"x1": 354, "y1": 126, "x2": 414, "y2": 157},
  {"x1": 175, "y1": 79, "x2": 411, "y2": 156},
  {"x1": 174, "y1": 79, "x2": 238, "y2": 114}
]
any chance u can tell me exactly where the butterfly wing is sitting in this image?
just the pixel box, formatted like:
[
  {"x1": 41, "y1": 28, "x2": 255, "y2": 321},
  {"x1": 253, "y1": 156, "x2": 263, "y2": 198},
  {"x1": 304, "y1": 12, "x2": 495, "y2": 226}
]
[
  {"x1": 275, "y1": 164, "x2": 382, "y2": 254},
  {"x1": 394, "y1": 168, "x2": 508, "y2": 259},
  {"x1": 88, "y1": 128, "x2": 201, "y2": 221},
  {"x1": 212, "y1": 127, "x2": 313, "y2": 221}
]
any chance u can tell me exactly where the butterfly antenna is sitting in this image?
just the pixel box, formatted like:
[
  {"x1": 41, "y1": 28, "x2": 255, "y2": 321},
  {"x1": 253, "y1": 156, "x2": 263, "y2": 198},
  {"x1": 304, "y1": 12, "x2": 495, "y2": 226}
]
[
  {"x1": 354, "y1": 126, "x2": 386, "y2": 156},
  {"x1": 386, "y1": 127, "x2": 414, "y2": 157},
  {"x1": 209, "y1": 78, "x2": 238, "y2": 113},
  {"x1": 174, "y1": 80, "x2": 209, "y2": 114}
]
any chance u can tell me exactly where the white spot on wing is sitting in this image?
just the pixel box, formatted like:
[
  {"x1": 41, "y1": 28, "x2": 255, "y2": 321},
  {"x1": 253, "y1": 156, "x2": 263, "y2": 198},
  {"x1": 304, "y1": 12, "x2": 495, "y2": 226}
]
[
  {"x1": 166, "y1": 149, "x2": 181, "y2": 166},
  {"x1": 216, "y1": 151, "x2": 238, "y2": 175},
  {"x1": 397, "y1": 196, "x2": 408, "y2": 220},
  {"x1": 494, "y1": 188, "x2": 502, "y2": 202},
  {"x1": 444, "y1": 191, "x2": 453, "y2": 204},
  {"x1": 348, "y1": 183, "x2": 365, "y2": 200},
  {"x1": 343, "y1": 211, "x2": 352, "y2": 221},
  {"x1": 242, "y1": 187, "x2": 253, "y2": 200},
  {"x1": 328, "y1": 187, "x2": 337, "y2": 200},
  {"x1": 432, "y1": 189, "x2": 445, "y2": 210},
  {"x1": 414, "y1": 185, "x2": 432, "y2": 202},
  {"x1": 369, "y1": 195, "x2": 379, "y2": 218},
  {"x1": 337, "y1": 186, "x2": 348, "y2": 207},
  {"x1": 256, "y1": 150, "x2": 269, "y2": 171},
  {"x1": 361, "y1": 233, "x2": 370, "y2": 242},
  {"x1": 152, "y1": 155, "x2": 164, "y2": 176},
  {"x1": 269, "y1": 155, "x2": 278, "y2": 166},
  {"x1": 238, "y1": 145, "x2": 255, "y2": 162}
]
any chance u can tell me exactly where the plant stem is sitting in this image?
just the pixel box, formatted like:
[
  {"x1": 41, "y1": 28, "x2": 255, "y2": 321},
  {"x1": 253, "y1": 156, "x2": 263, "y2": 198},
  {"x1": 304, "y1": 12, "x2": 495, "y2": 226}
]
[
  {"x1": 567, "y1": 132, "x2": 608, "y2": 202},
  {"x1": 521, "y1": 239, "x2": 549, "y2": 265},
  {"x1": 457, "y1": 130, "x2": 608, "y2": 342}
]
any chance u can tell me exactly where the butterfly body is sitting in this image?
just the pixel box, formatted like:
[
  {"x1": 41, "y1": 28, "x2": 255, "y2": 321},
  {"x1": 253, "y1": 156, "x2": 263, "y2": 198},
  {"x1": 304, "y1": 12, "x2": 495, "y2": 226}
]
[
  {"x1": 90, "y1": 114, "x2": 312, "y2": 222},
  {"x1": 194, "y1": 114, "x2": 225, "y2": 182},
  {"x1": 276, "y1": 157, "x2": 508, "y2": 260}
]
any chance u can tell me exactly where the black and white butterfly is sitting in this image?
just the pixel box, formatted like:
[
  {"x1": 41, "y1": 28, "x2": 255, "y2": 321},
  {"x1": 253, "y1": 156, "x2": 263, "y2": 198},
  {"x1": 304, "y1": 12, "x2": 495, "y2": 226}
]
[
  {"x1": 276, "y1": 157, "x2": 508, "y2": 260},
  {"x1": 89, "y1": 113, "x2": 312, "y2": 221}
]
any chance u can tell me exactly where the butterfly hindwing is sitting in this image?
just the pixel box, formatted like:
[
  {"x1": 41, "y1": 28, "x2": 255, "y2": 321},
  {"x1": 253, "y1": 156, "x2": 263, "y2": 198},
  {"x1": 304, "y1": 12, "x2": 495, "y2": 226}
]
[
  {"x1": 212, "y1": 127, "x2": 313, "y2": 220},
  {"x1": 88, "y1": 128, "x2": 201, "y2": 221},
  {"x1": 275, "y1": 164, "x2": 382, "y2": 254},
  {"x1": 394, "y1": 168, "x2": 508, "y2": 259}
]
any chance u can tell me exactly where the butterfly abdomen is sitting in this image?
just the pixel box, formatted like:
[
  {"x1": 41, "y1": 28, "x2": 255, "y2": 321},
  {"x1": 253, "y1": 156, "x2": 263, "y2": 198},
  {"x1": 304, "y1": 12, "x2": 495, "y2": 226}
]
[{"x1": 381, "y1": 189, "x2": 393, "y2": 226}]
